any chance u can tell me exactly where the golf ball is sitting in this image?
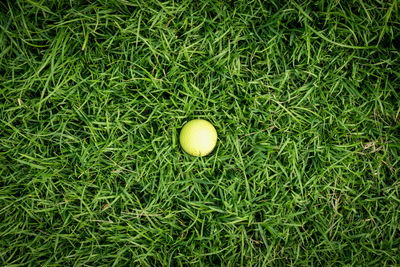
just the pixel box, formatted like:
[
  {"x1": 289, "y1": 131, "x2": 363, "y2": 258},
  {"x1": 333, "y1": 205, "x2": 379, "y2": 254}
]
[{"x1": 179, "y1": 119, "x2": 217, "y2": 156}]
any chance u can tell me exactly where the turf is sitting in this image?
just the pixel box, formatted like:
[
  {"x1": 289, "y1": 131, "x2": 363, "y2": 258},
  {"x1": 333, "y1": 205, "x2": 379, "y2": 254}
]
[{"x1": 1, "y1": 0, "x2": 400, "y2": 265}]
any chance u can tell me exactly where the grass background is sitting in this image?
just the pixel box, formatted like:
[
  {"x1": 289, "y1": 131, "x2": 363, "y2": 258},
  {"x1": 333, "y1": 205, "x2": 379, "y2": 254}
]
[{"x1": 1, "y1": 0, "x2": 400, "y2": 265}]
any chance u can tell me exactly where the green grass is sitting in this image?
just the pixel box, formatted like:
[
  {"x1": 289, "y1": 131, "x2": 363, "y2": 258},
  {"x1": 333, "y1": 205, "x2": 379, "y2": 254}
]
[{"x1": 1, "y1": 0, "x2": 400, "y2": 265}]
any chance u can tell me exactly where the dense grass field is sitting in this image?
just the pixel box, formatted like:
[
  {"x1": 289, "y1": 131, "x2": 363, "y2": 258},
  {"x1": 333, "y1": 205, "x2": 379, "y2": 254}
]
[{"x1": 1, "y1": 0, "x2": 400, "y2": 265}]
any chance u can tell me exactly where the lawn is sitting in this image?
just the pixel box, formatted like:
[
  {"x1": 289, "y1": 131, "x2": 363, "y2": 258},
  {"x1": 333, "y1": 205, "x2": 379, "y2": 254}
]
[{"x1": 1, "y1": 0, "x2": 400, "y2": 265}]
